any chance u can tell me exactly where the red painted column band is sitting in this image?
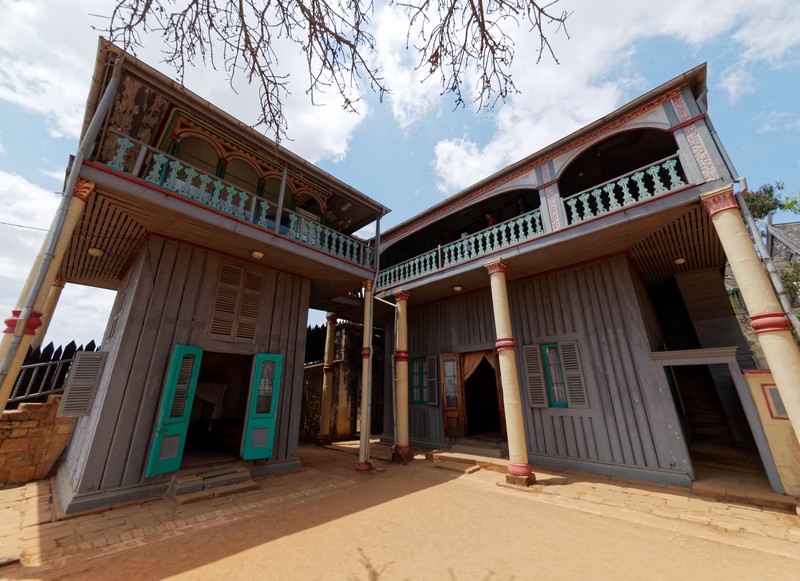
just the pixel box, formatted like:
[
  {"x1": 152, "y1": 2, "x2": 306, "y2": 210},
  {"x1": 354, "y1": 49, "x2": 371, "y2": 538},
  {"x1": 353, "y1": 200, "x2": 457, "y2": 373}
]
[
  {"x1": 323, "y1": 363, "x2": 334, "y2": 373},
  {"x1": 361, "y1": 347, "x2": 371, "y2": 359},
  {"x1": 395, "y1": 350, "x2": 409, "y2": 362},
  {"x1": 3, "y1": 310, "x2": 43, "y2": 335},
  {"x1": 508, "y1": 462, "x2": 533, "y2": 477},
  {"x1": 495, "y1": 338, "x2": 516, "y2": 351},
  {"x1": 750, "y1": 312, "x2": 791, "y2": 334}
]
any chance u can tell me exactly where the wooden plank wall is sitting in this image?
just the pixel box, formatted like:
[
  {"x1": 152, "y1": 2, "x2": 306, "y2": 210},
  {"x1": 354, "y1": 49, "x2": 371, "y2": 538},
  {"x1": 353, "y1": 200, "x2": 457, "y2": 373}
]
[
  {"x1": 64, "y1": 237, "x2": 310, "y2": 494},
  {"x1": 398, "y1": 255, "x2": 690, "y2": 474}
]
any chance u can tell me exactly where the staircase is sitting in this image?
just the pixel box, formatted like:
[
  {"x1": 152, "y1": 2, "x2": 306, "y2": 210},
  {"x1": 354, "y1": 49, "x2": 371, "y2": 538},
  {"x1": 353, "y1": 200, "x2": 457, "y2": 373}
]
[
  {"x1": 166, "y1": 465, "x2": 259, "y2": 502},
  {"x1": 673, "y1": 366, "x2": 733, "y2": 445}
]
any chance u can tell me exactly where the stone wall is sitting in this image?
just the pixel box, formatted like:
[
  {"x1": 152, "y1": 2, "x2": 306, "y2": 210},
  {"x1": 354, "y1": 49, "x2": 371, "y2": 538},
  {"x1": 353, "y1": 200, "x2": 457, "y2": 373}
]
[{"x1": 0, "y1": 396, "x2": 76, "y2": 487}]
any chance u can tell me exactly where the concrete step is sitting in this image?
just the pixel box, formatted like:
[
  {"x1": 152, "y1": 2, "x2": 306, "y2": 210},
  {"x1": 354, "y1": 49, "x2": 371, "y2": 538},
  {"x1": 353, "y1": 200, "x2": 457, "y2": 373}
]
[
  {"x1": 448, "y1": 444, "x2": 508, "y2": 458},
  {"x1": 434, "y1": 460, "x2": 481, "y2": 474},
  {"x1": 173, "y1": 480, "x2": 260, "y2": 505}
]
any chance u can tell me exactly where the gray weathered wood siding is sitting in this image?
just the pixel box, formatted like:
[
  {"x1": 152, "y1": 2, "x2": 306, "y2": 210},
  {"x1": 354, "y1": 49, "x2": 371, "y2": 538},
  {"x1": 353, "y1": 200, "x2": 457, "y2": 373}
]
[
  {"x1": 63, "y1": 236, "x2": 309, "y2": 494},
  {"x1": 394, "y1": 254, "x2": 690, "y2": 476}
]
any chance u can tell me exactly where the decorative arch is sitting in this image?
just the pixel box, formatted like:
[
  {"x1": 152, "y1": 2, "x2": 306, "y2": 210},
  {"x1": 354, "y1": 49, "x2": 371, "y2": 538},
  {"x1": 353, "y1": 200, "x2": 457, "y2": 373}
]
[
  {"x1": 173, "y1": 133, "x2": 224, "y2": 177},
  {"x1": 224, "y1": 157, "x2": 261, "y2": 194},
  {"x1": 557, "y1": 127, "x2": 679, "y2": 199}
]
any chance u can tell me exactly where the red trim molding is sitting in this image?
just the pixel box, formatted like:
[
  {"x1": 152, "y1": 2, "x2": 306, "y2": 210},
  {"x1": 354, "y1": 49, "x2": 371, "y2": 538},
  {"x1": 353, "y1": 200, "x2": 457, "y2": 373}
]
[
  {"x1": 323, "y1": 363, "x2": 334, "y2": 373},
  {"x1": 700, "y1": 187, "x2": 737, "y2": 218},
  {"x1": 496, "y1": 338, "x2": 516, "y2": 351},
  {"x1": 395, "y1": 350, "x2": 409, "y2": 362},
  {"x1": 361, "y1": 347, "x2": 371, "y2": 359},
  {"x1": 750, "y1": 312, "x2": 791, "y2": 334},
  {"x1": 669, "y1": 113, "x2": 707, "y2": 133},
  {"x1": 3, "y1": 310, "x2": 43, "y2": 335},
  {"x1": 484, "y1": 260, "x2": 508, "y2": 275}
]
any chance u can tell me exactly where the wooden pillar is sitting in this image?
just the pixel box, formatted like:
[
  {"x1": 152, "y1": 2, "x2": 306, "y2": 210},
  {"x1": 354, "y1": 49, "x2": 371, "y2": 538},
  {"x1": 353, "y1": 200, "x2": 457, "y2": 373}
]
[
  {"x1": 485, "y1": 259, "x2": 534, "y2": 484},
  {"x1": 316, "y1": 312, "x2": 336, "y2": 445},
  {"x1": 393, "y1": 290, "x2": 413, "y2": 463},
  {"x1": 0, "y1": 180, "x2": 94, "y2": 410},
  {"x1": 701, "y1": 186, "x2": 800, "y2": 442},
  {"x1": 31, "y1": 276, "x2": 67, "y2": 350},
  {"x1": 356, "y1": 279, "x2": 374, "y2": 471}
]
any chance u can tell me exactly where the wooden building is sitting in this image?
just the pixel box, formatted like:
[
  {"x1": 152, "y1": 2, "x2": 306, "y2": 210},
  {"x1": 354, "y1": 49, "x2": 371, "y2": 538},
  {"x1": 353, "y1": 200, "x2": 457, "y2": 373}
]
[
  {"x1": 374, "y1": 64, "x2": 795, "y2": 493},
  {"x1": 2, "y1": 40, "x2": 388, "y2": 513}
]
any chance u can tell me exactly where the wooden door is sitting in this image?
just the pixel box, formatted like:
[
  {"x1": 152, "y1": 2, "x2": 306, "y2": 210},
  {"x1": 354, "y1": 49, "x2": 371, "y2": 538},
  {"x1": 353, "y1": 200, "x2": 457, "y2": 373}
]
[
  {"x1": 145, "y1": 345, "x2": 203, "y2": 477},
  {"x1": 241, "y1": 354, "x2": 283, "y2": 460},
  {"x1": 440, "y1": 353, "x2": 466, "y2": 438}
]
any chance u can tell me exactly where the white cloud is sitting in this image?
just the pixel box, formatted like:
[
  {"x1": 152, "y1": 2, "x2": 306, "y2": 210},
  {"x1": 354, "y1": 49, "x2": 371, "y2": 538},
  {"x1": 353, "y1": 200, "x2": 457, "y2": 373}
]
[{"x1": 423, "y1": 0, "x2": 800, "y2": 194}]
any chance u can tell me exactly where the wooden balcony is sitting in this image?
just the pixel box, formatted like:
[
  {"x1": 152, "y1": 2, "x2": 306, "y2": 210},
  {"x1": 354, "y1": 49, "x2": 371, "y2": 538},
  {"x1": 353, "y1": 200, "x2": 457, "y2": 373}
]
[
  {"x1": 376, "y1": 153, "x2": 693, "y2": 292},
  {"x1": 103, "y1": 132, "x2": 374, "y2": 269}
]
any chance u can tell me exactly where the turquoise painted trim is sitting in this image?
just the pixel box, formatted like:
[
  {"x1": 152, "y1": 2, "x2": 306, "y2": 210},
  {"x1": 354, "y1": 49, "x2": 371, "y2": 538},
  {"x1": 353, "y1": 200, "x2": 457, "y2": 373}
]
[
  {"x1": 410, "y1": 357, "x2": 426, "y2": 404},
  {"x1": 540, "y1": 343, "x2": 568, "y2": 409},
  {"x1": 242, "y1": 353, "x2": 283, "y2": 461},
  {"x1": 145, "y1": 345, "x2": 204, "y2": 478}
]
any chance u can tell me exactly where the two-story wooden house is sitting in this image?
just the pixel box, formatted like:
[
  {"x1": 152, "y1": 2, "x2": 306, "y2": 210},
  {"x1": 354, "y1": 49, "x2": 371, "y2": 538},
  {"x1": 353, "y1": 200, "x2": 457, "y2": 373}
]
[
  {"x1": 374, "y1": 64, "x2": 796, "y2": 494},
  {"x1": 4, "y1": 39, "x2": 388, "y2": 513}
]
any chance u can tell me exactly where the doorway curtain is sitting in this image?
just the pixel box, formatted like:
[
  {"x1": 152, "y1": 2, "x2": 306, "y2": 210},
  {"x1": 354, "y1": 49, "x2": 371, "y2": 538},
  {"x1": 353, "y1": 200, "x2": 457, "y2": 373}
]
[{"x1": 461, "y1": 350, "x2": 496, "y2": 380}]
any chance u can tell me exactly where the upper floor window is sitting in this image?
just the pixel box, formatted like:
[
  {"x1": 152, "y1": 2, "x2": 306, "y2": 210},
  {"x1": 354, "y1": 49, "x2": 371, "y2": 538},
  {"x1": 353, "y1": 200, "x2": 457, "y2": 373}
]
[{"x1": 175, "y1": 136, "x2": 219, "y2": 177}]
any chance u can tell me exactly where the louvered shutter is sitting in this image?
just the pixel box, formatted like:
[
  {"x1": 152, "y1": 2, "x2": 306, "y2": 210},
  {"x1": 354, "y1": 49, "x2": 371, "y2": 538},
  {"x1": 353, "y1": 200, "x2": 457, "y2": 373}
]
[
  {"x1": 523, "y1": 344, "x2": 548, "y2": 408},
  {"x1": 236, "y1": 271, "x2": 263, "y2": 340},
  {"x1": 58, "y1": 351, "x2": 107, "y2": 417},
  {"x1": 209, "y1": 264, "x2": 241, "y2": 337},
  {"x1": 425, "y1": 355, "x2": 438, "y2": 405},
  {"x1": 561, "y1": 340, "x2": 589, "y2": 408}
]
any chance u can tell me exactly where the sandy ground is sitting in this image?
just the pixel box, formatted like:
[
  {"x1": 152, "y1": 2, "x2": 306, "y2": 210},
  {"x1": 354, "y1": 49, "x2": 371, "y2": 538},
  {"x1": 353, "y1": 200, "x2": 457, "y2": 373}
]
[{"x1": 3, "y1": 445, "x2": 799, "y2": 580}]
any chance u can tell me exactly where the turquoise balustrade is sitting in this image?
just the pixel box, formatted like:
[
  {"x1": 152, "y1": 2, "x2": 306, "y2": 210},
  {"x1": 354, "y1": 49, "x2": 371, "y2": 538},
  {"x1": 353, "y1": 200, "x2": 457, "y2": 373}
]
[
  {"x1": 377, "y1": 209, "x2": 544, "y2": 289},
  {"x1": 562, "y1": 154, "x2": 687, "y2": 225},
  {"x1": 104, "y1": 132, "x2": 373, "y2": 268}
]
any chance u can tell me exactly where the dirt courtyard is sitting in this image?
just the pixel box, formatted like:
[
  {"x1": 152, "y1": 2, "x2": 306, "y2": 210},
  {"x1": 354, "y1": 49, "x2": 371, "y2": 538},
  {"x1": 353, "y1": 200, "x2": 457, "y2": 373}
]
[{"x1": 2, "y1": 443, "x2": 799, "y2": 580}]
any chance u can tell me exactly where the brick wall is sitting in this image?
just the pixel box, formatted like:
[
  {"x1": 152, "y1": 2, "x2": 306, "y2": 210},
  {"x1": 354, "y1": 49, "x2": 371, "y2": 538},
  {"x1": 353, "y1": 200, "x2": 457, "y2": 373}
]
[{"x1": 0, "y1": 395, "x2": 76, "y2": 487}]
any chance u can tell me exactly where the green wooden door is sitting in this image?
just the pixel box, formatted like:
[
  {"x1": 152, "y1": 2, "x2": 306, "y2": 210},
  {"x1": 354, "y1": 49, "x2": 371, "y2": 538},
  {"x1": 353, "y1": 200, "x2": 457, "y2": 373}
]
[
  {"x1": 241, "y1": 354, "x2": 283, "y2": 460},
  {"x1": 145, "y1": 345, "x2": 203, "y2": 477}
]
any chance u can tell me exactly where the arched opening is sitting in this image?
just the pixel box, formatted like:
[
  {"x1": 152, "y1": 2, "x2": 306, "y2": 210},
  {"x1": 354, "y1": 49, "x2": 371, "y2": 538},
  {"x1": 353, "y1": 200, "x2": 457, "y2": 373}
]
[
  {"x1": 224, "y1": 158, "x2": 260, "y2": 195},
  {"x1": 175, "y1": 135, "x2": 220, "y2": 177},
  {"x1": 295, "y1": 192, "x2": 323, "y2": 222},
  {"x1": 559, "y1": 128, "x2": 680, "y2": 198}
]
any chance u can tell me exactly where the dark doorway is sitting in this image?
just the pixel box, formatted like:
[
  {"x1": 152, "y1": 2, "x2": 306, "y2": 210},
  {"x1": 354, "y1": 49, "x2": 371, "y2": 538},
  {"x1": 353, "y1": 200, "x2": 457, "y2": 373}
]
[
  {"x1": 182, "y1": 351, "x2": 253, "y2": 468},
  {"x1": 464, "y1": 358, "x2": 501, "y2": 439}
]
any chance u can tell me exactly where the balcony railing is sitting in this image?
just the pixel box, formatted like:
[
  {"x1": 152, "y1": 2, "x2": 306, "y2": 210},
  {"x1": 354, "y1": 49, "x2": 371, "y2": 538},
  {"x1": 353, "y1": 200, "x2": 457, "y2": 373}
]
[
  {"x1": 376, "y1": 153, "x2": 692, "y2": 291},
  {"x1": 377, "y1": 208, "x2": 545, "y2": 289},
  {"x1": 103, "y1": 133, "x2": 374, "y2": 268},
  {"x1": 562, "y1": 154, "x2": 686, "y2": 225}
]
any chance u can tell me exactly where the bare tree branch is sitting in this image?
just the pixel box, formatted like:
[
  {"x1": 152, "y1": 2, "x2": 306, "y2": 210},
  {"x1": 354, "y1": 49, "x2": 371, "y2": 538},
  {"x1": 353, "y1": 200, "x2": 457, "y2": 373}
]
[{"x1": 103, "y1": 1, "x2": 569, "y2": 140}]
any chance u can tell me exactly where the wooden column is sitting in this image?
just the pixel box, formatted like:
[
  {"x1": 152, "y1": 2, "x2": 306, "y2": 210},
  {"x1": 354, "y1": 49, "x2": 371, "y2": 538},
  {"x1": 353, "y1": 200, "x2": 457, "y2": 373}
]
[
  {"x1": 31, "y1": 276, "x2": 67, "y2": 350},
  {"x1": 701, "y1": 186, "x2": 800, "y2": 442},
  {"x1": 393, "y1": 290, "x2": 413, "y2": 462},
  {"x1": 485, "y1": 259, "x2": 534, "y2": 484},
  {"x1": 356, "y1": 280, "x2": 374, "y2": 471},
  {"x1": 316, "y1": 312, "x2": 337, "y2": 445},
  {"x1": 0, "y1": 180, "x2": 94, "y2": 410}
]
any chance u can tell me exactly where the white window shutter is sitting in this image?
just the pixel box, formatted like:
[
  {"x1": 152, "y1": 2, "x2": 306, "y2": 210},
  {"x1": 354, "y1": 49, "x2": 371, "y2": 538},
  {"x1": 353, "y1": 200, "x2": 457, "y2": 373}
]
[
  {"x1": 523, "y1": 344, "x2": 548, "y2": 408},
  {"x1": 561, "y1": 340, "x2": 589, "y2": 408},
  {"x1": 425, "y1": 355, "x2": 438, "y2": 405},
  {"x1": 58, "y1": 351, "x2": 107, "y2": 417}
]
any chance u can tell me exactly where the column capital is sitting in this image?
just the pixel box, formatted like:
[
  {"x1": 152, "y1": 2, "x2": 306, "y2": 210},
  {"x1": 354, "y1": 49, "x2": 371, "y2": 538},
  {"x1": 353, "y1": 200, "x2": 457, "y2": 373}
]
[
  {"x1": 393, "y1": 289, "x2": 411, "y2": 302},
  {"x1": 700, "y1": 186, "x2": 737, "y2": 218},
  {"x1": 484, "y1": 259, "x2": 508, "y2": 275},
  {"x1": 326, "y1": 312, "x2": 337, "y2": 325},
  {"x1": 53, "y1": 276, "x2": 68, "y2": 288},
  {"x1": 72, "y1": 179, "x2": 96, "y2": 203},
  {"x1": 362, "y1": 279, "x2": 373, "y2": 293}
]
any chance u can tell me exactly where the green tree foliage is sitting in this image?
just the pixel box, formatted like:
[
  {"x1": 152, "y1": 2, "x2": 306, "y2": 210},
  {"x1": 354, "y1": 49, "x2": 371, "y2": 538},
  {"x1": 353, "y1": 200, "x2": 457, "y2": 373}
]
[
  {"x1": 780, "y1": 262, "x2": 800, "y2": 307},
  {"x1": 743, "y1": 181, "x2": 800, "y2": 219}
]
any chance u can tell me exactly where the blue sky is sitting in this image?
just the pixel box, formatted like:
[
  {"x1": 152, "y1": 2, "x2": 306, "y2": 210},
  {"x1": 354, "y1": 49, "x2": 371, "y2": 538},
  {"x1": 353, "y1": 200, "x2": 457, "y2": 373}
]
[{"x1": 1, "y1": 0, "x2": 799, "y2": 347}]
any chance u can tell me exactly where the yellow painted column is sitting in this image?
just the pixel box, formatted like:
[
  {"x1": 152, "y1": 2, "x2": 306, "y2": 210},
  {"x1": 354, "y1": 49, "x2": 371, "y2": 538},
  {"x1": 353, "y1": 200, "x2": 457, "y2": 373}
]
[
  {"x1": 485, "y1": 260, "x2": 534, "y2": 483},
  {"x1": 701, "y1": 186, "x2": 800, "y2": 442},
  {"x1": 356, "y1": 279, "x2": 374, "y2": 471},
  {"x1": 393, "y1": 290, "x2": 412, "y2": 462},
  {"x1": 316, "y1": 312, "x2": 337, "y2": 445},
  {"x1": 0, "y1": 179, "x2": 94, "y2": 409},
  {"x1": 31, "y1": 276, "x2": 68, "y2": 350}
]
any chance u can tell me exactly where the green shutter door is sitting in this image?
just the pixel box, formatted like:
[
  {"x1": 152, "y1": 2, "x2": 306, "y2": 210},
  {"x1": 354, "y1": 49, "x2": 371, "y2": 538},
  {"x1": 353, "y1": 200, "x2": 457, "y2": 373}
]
[
  {"x1": 145, "y1": 345, "x2": 204, "y2": 477},
  {"x1": 241, "y1": 354, "x2": 283, "y2": 460}
]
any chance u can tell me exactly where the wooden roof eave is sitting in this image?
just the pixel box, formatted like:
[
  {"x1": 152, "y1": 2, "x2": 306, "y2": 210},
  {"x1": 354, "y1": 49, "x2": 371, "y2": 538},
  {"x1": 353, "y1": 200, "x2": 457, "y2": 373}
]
[{"x1": 81, "y1": 38, "x2": 390, "y2": 226}]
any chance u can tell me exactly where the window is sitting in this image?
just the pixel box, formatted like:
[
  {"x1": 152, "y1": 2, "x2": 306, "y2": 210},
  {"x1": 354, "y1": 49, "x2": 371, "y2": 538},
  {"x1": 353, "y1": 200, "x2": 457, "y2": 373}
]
[
  {"x1": 410, "y1": 356, "x2": 438, "y2": 405},
  {"x1": 523, "y1": 340, "x2": 588, "y2": 409},
  {"x1": 208, "y1": 264, "x2": 264, "y2": 342}
]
